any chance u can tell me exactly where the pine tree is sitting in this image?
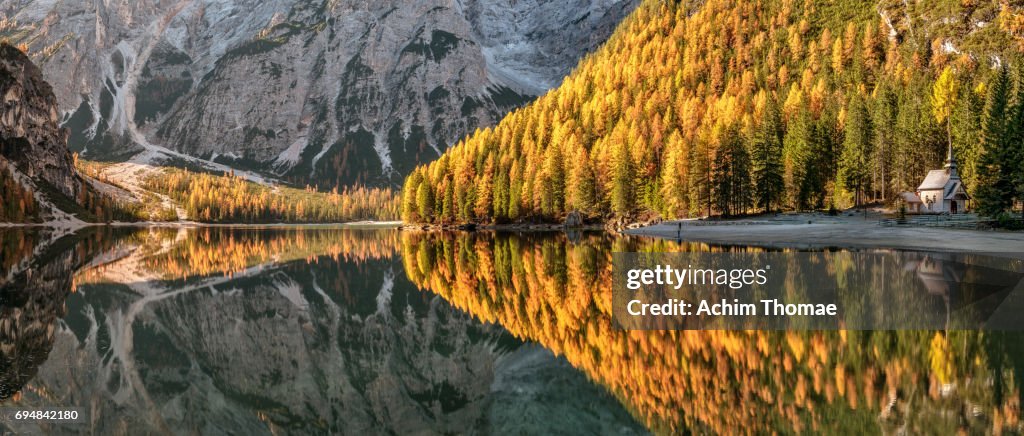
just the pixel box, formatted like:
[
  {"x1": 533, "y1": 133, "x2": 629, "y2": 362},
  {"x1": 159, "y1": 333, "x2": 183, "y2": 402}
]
[
  {"x1": 611, "y1": 137, "x2": 635, "y2": 216},
  {"x1": 541, "y1": 141, "x2": 565, "y2": 217},
  {"x1": 659, "y1": 131, "x2": 688, "y2": 218},
  {"x1": 493, "y1": 167, "x2": 509, "y2": 221},
  {"x1": 1009, "y1": 60, "x2": 1024, "y2": 219},
  {"x1": 442, "y1": 176, "x2": 456, "y2": 223},
  {"x1": 416, "y1": 181, "x2": 435, "y2": 222},
  {"x1": 752, "y1": 97, "x2": 785, "y2": 212},
  {"x1": 839, "y1": 93, "x2": 873, "y2": 206},
  {"x1": 892, "y1": 88, "x2": 938, "y2": 194},
  {"x1": 568, "y1": 146, "x2": 597, "y2": 214},
  {"x1": 871, "y1": 80, "x2": 899, "y2": 201},
  {"x1": 712, "y1": 124, "x2": 752, "y2": 216},
  {"x1": 783, "y1": 109, "x2": 812, "y2": 209},
  {"x1": 402, "y1": 171, "x2": 423, "y2": 221},
  {"x1": 475, "y1": 154, "x2": 495, "y2": 219},
  {"x1": 508, "y1": 160, "x2": 523, "y2": 221},
  {"x1": 975, "y1": 67, "x2": 1013, "y2": 217},
  {"x1": 688, "y1": 138, "x2": 712, "y2": 217},
  {"x1": 791, "y1": 110, "x2": 833, "y2": 211}
]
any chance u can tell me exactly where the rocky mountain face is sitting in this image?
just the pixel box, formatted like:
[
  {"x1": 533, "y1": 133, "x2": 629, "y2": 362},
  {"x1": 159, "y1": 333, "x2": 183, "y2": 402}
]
[
  {"x1": 0, "y1": 43, "x2": 81, "y2": 201},
  {"x1": 2, "y1": 0, "x2": 638, "y2": 187}
]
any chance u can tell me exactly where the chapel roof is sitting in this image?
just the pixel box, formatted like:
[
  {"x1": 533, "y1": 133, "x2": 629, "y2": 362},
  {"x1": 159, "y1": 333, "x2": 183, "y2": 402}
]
[{"x1": 918, "y1": 169, "x2": 951, "y2": 191}]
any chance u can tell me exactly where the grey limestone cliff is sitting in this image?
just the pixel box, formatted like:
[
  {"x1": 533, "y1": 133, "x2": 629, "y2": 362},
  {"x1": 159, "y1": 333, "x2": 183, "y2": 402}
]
[
  {"x1": 0, "y1": 43, "x2": 81, "y2": 200},
  {"x1": 2, "y1": 0, "x2": 638, "y2": 186}
]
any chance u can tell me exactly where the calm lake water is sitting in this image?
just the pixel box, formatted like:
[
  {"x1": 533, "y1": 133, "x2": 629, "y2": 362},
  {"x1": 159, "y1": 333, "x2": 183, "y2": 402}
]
[{"x1": 0, "y1": 227, "x2": 1022, "y2": 435}]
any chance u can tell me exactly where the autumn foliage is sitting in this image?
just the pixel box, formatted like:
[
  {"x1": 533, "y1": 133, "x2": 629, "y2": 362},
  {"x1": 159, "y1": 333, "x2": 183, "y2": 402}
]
[
  {"x1": 0, "y1": 164, "x2": 39, "y2": 223},
  {"x1": 144, "y1": 168, "x2": 400, "y2": 223},
  {"x1": 402, "y1": 0, "x2": 1024, "y2": 224},
  {"x1": 399, "y1": 231, "x2": 1022, "y2": 434}
]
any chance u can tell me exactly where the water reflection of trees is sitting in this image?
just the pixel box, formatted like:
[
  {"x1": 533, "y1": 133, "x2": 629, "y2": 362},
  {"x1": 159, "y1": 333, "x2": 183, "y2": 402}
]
[
  {"x1": 74, "y1": 227, "x2": 402, "y2": 285},
  {"x1": 0, "y1": 228, "x2": 120, "y2": 401},
  {"x1": 146, "y1": 228, "x2": 402, "y2": 279},
  {"x1": 0, "y1": 229, "x2": 39, "y2": 275},
  {"x1": 2, "y1": 228, "x2": 523, "y2": 434},
  {"x1": 400, "y1": 231, "x2": 1023, "y2": 434}
]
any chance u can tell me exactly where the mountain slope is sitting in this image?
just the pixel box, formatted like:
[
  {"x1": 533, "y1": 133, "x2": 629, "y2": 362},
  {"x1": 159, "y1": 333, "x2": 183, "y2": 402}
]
[
  {"x1": 401, "y1": 0, "x2": 1024, "y2": 225},
  {"x1": 0, "y1": 43, "x2": 83, "y2": 223},
  {"x1": 2, "y1": 0, "x2": 638, "y2": 187}
]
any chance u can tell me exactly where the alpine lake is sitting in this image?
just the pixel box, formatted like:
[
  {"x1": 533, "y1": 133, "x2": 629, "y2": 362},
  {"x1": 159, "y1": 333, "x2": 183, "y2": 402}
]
[{"x1": 0, "y1": 226, "x2": 1022, "y2": 435}]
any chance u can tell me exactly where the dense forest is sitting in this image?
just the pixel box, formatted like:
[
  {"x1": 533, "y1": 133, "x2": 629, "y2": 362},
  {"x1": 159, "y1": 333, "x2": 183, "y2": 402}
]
[
  {"x1": 3, "y1": 160, "x2": 401, "y2": 224},
  {"x1": 143, "y1": 168, "x2": 401, "y2": 223},
  {"x1": 401, "y1": 0, "x2": 1024, "y2": 224}
]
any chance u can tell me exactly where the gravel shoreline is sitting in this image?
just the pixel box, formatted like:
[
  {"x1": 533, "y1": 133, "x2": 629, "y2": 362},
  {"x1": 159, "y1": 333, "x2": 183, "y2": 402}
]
[{"x1": 627, "y1": 212, "x2": 1024, "y2": 256}]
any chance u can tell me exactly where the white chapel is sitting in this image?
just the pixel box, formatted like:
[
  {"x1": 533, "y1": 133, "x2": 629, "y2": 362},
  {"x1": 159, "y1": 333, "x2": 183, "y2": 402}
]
[{"x1": 903, "y1": 143, "x2": 970, "y2": 214}]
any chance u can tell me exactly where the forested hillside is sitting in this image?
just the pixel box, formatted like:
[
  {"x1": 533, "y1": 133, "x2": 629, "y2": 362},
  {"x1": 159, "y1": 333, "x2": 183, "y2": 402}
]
[
  {"x1": 73, "y1": 159, "x2": 401, "y2": 224},
  {"x1": 402, "y1": 0, "x2": 1024, "y2": 224},
  {"x1": 143, "y1": 169, "x2": 400, "y2": 223}
]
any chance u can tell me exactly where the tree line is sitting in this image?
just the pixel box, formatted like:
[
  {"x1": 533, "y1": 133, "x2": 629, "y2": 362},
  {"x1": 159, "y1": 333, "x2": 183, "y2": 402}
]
[
  {"x1": 143, "y1": 168, "x2": 401, "y2": 223},
  {"x1": 1, "y1": 159, "x2": 137, "y2": 224},
  {"x1": 401, "y1": 0, "x2": 1024, "y2": 224}
]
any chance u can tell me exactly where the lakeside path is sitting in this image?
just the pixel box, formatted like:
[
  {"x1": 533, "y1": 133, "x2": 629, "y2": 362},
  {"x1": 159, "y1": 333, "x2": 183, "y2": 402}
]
[{"x1": 628, "y1": 213, "x2": 1024, "y2": 255}]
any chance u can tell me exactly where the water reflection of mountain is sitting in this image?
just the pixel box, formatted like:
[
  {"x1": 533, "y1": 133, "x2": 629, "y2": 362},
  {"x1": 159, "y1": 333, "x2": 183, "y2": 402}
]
[
  {"x1": 0, "y1": 228, "x2": 645, "y2": 435},
  {"x1": 399, "y1": 231, "x2": 1024, "y2": 434},
  {"x1": 4, "y1": 227, "x2": 1023, "y2": 434},
  {"x1": 0, "y1": 228, "x2": 118, "y2": 402}
]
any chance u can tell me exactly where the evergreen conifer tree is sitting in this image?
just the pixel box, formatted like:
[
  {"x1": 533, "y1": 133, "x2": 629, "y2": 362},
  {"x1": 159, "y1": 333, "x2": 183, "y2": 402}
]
[{"x1": 752, "y1": 97, "x2": 785, "y2": 212}]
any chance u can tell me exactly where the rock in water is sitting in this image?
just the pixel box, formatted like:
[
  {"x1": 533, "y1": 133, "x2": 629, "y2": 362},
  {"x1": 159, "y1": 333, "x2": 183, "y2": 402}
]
[
  {"x1": 0, "y1": 44, "x2": 81, "y2": 200},
  {"x1": 564, "y1": 211, "x2": 584, "y2": 228}
]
